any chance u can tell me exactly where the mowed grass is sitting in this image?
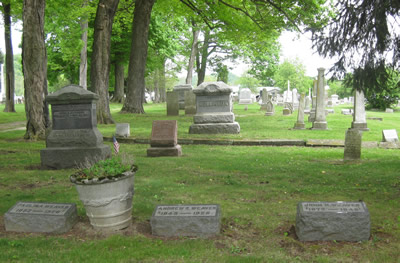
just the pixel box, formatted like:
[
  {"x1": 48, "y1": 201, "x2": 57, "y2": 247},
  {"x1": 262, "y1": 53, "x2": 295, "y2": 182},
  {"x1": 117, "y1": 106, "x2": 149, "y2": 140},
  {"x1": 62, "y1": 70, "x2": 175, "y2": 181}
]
[{"x1": 0, "y1": 103, "x2": 399, "y2": 262}]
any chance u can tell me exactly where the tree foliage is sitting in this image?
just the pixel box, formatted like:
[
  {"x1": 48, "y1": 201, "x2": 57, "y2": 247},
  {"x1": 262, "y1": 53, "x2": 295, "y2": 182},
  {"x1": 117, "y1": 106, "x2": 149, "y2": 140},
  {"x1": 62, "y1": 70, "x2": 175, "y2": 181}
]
[
  {"x1": 311, "y1": 0, "x2": 400, "y2": 94},
  {"x1": 273, "y1": 58, "x2": 311, "y2": 93}
]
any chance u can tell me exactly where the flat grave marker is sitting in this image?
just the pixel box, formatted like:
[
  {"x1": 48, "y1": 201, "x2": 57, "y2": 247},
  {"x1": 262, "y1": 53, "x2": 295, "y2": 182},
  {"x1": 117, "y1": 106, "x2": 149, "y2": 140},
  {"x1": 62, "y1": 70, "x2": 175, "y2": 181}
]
[
  {"x1": 151, "y1": 204, "x2": 221, "y2": 237},
  {"x1": 5, "y1": 201, "x2": 77, "y2": 233},
  {"x1": 382, "y1": 129, "x2": 398, "y2": 142}
]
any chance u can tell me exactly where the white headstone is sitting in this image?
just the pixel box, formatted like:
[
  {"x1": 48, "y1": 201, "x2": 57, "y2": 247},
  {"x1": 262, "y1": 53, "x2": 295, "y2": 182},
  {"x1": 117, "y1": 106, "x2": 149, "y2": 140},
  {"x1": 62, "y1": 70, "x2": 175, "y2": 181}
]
[
  {"x1": 238, "y1": 88, "x2": 252, "y2": 104},
  {"x1": 382, "y1": 129, "x2": 398, "y2": 142}
]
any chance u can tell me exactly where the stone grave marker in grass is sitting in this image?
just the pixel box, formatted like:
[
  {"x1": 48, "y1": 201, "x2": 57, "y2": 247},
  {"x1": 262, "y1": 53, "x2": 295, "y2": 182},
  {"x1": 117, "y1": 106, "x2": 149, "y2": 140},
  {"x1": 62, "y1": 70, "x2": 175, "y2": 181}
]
[
  {"x1": 166, "y1": 91, "x2": 179, "y2": 116},
  {"x1": 5, "y1": 202, "x2": 77, "y2": 233},
  {"x1": 173, "y1": 84, "x2": 192, "y2": 110},
  {"x1": 296, "y1": 201, "x2": 370, "y2": 242},
  {"x1": 150, "y1": 204, "x2": 221, "y2": 237},
  {"x1": 344, "y1": 128, "x2": 363, "y2": 161},
  {"x1": 147, "y1": 120, "x2": 181, "y2": 157},
  {"x1": 115, "y1": 123, "x2": 130, "y2": 138}
]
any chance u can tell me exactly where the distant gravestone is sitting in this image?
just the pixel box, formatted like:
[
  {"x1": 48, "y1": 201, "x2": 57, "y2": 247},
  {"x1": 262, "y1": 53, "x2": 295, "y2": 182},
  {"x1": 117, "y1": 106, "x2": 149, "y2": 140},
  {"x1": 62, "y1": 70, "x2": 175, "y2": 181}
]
[
  {"x1": 385, "y1": 108, "x2": 394, "y2": 113},
  {"x1": 147, "y1": 120, "x2": 181, "y2": 157},
  {"x1": 265, "y1": 101, "x2": 274, "y2": 116},
  {"x1": 150, "y1": 204, "x2": 221, "y2": 237},
  {"x1": 341, "y1": 109, "x2": 352, "y2": 115},
  {"x1": 189, "y1": 82, "x2": 240, "y2": 134},
  {"x1": 40, "y1": 85, "x2": 111, "y2": 169},
  {"x1": 173, "y1": 84, "x2": 193, "y2": 110},
  {"x1": 184, "y1": 90, "x2": 196, "y2": 115},
  {"x1": 260, "y1": 88, "x2": 269, "y2": 111},
  {"x1": 282, "y1": 102, "x2": 293, "y2": 116},
  {"x1": 5, "y1": 202, "x2": 77, "y2": 233},
  {"x1": 238, "y1": 88, "x2": 252, "y2": 104},
  {"x1": 296, "y1": 201, "x2": 370, "y2": 242},
  {"x1": 293, "y1": 93, "x2": 306, "y2": 129},
  {"x1": 115, "y1": 123, "x2": 130, "y2": 138},
  {"x1": 382, "y1": 129, "x2": 398, "y2": 142},
  {"x1": 166, "y1": 92, "x2": 179, "y2": 116},
  {"x1": 344, "y1": 129, "x2": 363, "y2": 161},
  {"x1": 351, "y1": 90, "x2": 369, "y2": 131},
  {"x1": 312, "y1": 68, "x2": 328, "y2": 130}
]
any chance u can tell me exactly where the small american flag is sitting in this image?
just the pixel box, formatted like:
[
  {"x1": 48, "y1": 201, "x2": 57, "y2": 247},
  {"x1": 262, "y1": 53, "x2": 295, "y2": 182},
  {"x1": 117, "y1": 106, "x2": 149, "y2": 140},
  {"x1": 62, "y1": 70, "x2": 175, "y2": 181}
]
[{"x1": 113, "y1": 135, "x2": 120, "y2": 154}]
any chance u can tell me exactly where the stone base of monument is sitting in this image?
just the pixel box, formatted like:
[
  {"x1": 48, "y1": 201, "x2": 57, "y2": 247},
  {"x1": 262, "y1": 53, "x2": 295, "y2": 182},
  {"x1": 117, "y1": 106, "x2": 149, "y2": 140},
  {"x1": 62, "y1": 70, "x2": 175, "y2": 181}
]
[
  {"x1": 265, "y1": 111, "x2": 274, "y2": 116},
  {"x1": 293, "y1": 123, "x2": 306, "y2": 129},
  {"x1": 239, "y1": 99, "x2": 252, "y2": 104},
  {"x1": 311, "y1": 121, "x2": 328, "y2": 130},
  {"x1": 5, "y1": 202, "x2": 77, "y2": 233},
  {"x1": 147, "y1": 145, "x2": 182, "y2": 157},
  {"x1": 282, "y1": 108, "x2": 291, "y2": 115},
  {"x1": 150, "y1": 204, "x2": 221, "y2": 238},
  {"x1": 308, "y1": 112, "x2": 315, "y2": 122},
  {"x1": 194, "y1": 113, "x2": 235, "y2": 124},
  {"x1": 296, "y1": 201, "x2": 370, "y2": 242},
  {"x1": 351, "y1": 122, "x2": 369, "y2": 131},
  {"x1": 189, "y1": 122, "x2": 240, "y2": 134},
  {"x1": 40, "y1": 145, "x2": 111, "y2": 169}
]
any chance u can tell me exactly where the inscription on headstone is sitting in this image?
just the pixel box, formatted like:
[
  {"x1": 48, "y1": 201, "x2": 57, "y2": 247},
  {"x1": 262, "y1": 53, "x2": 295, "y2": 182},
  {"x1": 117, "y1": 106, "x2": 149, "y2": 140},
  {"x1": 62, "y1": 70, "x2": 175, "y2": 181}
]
[
  {"x1": 296, "y1": 201, "x2": 370, "y2": 241},
  {"x1": 5, "y1": 202, "x2": 77, "y2": 233},
  {"x1": 151, "y1": 204, "x2": 221, "y2": 237}
]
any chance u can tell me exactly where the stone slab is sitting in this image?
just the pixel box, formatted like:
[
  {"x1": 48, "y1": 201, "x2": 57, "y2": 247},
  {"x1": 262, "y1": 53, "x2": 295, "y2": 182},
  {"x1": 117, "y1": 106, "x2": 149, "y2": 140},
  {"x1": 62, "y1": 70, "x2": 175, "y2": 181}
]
[
  {"x1": 189, "y1": 122, "x2": 240, "y2": 134},
  {"x1": 184, "y1": 90, "x2": 196, "y2": 115},
  {"x1": 379, "y1": 141, "x2": 400, "y2": 149},
  {"x1": 282, "y1": 108, "x2": 291, "y2": 115},
  {"x1": 193, "y1": 113, "x2": 235, "y2": 124},
  {"x1": 5, "y1": 202, "x2": 77, "y2": 233},
  {"x1": 382, "y1": 129, "x2": 398, "y2": 142},
  {"x1": 367, "y1": 117, "x2": 383, "y2": 121},
  {"x1": 344, "y1": 129, "x2": 362, "y2": 161},
  {"x1": 40, "y1": 145, "x2": 111, "y2": 169},
  {"x1": 147, "y1": 145, "x2": 182, "y2": 157},
  {"x1": 293, "y1": 123, "x2": 306, "y2": 130},
  {"x1": 150, "y1": 204, "x2": 220, "y2": 237},
  {"x1": 296, "y1": 201, "x2": 370, "y2": 242},
  {"x1": 52, "y1": 104, "x2": 95, "y2": 130},
  {"x1": 115, "y1": 123, "x2": 130, "y2": 138},
  {"x1": 239, "y1": 99, "x2": 252, "y2": 105},
  {"x1": 150, "y1": 120, "x2": 177, "y2": 147},
  {"x1": 311, "y1": 121, "x2": 328, "y2": 130},
  {"x1": 351, "y1": 121, "x2": 369, "y2": 131},
  {"x1": 166, "y1": 92, "x2": 179, "y2": 116},
  {"x1": 385, "y1": 108, "x2": 394, "y2": 113},
  {"x1": 46, "y1": 129, "x2": 104, "y2": 148}
]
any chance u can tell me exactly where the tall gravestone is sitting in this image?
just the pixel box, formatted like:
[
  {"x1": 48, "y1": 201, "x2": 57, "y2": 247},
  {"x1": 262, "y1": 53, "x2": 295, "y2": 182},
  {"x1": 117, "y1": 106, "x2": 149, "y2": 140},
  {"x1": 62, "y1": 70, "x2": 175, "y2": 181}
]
[
  {"x1": 292, "y1": 88, "x2": 299, "y2": 109},
  {"x1": 312, "y1": 68, "x2": 328, "y2": 130},
  {"x1": 351, "y1": 90, "x2": 369, "y2": 131},
  {"x1": 40, "y1": 85, "x2": 111, "y2": 169},
  {"x1": 189, "y1": 82, "x2": 240, "y2": 134},
  {"x1": 184, "y1": 90, "x2": 197, "y2": 115},
  {"x1": 265, "y1": 94, "x2": 274, "y2": 116},
  {"x1": 308, "y1": 80, "x2": 317, "y2": 122},
  {"x1": 293, "y1": 93, "x2": 306, "y2": 129},
  {"x1": 260, "y1": 88, "x2": 268, "y2": 111},
  {"x1": 166, "y1": 91, "x2": 179, "y2": 116},
  {"x1": 173, "y1": 84, "x2": 193, "y2": 110},
  {"x1": 344, "y1": 129, "x2": 362, "y2": 161}
]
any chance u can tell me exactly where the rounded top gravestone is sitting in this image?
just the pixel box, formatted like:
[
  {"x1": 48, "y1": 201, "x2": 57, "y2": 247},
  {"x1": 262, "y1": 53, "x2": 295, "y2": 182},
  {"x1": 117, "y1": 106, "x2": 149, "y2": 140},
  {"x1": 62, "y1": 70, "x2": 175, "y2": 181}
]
[
  {"x1": 193, "y1": 81, "x2": 232, "y2": 95},
  {"x1": 46, "y1": 84, "x2": 99, "y2": 104}
]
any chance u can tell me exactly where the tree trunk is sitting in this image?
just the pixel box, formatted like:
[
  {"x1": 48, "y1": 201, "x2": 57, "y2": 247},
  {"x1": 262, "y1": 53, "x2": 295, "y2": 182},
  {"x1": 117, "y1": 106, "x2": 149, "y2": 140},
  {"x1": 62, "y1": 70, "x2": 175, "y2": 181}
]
[
  {"x1": 89, "y1": 0, "x2": 119, "y2": 124},
  {"x1": 153, "y1": 68, "x2": 160, "y2": 103},
  {"x1": 3, "y1": 3, "x2": 15, "y2": 113},
  {"x1": 111, "y1": 60, "x2": 124, "y2": 103},
  {"x1": 121, "y1": 0, "x2": 155, "y2": 114},
  {"x1": 197, "y1": 30, "x2": 210, "y2": 86},
  {"x1": 79, "y1": 15, "x2": 88, "y2": 89},
  {"x1": 23, "y1": 0, "x2": 49, "y2": 140},
  {"x1": 160, "y1": 59, "x2": 166, "y2": 102},
  {"x1": 186, "y1": 25, "x2": 199, "y2": 86}
]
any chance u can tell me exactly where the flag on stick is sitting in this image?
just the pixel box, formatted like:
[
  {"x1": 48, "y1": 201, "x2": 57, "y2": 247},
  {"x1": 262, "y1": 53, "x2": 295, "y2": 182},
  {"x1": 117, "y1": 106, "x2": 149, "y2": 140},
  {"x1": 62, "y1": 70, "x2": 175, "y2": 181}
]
[{"x1": 113, "y1": 135, "x2": 120, "y2": 154}]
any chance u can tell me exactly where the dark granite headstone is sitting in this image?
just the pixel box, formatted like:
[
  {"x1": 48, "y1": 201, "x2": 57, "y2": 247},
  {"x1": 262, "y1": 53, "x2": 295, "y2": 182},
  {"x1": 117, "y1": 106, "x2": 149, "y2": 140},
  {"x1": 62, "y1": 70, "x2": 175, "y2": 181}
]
[
  {"x1": 150, "y1": 204, "x2": 221, "y2": 237},
  {"x1": 296, "y1": 201, "x2": 370, "y2": 241},
  {"x1": 5, "y1": 202, "x2": 77, "y2": 233},
  {"x1": 40, "y1": 85, "x2": 111, "y2": 169}
]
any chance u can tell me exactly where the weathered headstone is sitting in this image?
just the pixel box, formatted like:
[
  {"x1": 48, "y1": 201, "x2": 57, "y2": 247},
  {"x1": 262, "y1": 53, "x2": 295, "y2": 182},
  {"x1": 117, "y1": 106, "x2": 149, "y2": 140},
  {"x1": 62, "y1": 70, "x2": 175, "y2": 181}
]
[
  {"x1": 312, "y1": 68, "x2": 328, "y2": 129},
  {"x1": 283, "y1": 102, "x2": 293, "y2": 116},
  {"x1": 351, "y1": 90, "x2": 369, "y2": 131},
  {"x1": 189, "y1": 82, "x2": 240, "y2": 134},
  {"x1": 344, "y1": 128, "x2": 362, "y2": 161},
  {"x1": 40, "y1": 85, "x2": 111, "y2": 169},
  {"x1": 184, "y1": 90, "x2": 196, "y2": 115},
  {"x1": 166, "y1": 91, "x2": 179, "y2": 116},
  {"x1": 260, "y1": 88, "x2": 269, "y2": 111},
  {"x1": 382, "y1": 129, "x2": 398, "y2": 142},
  {"x1": 296, "y1": 201, "x2": 370, "y2": 242},
  {"x1": 293, "y1": 93, "x2": 306, "y2": 129},
  {"x1": 5, "y1": 202, "x2": 77, "y2": 233},
  {"x1": 150, "y1": 204, "x2": 221, "y2": 237},
  {"x1": 173, "y1": 84, "x2": 193, "y2": 110},
  {"x1": 239, "y1": 88, "x2": 252, "y2": 104},
  {"x1": 147, "y1": 120, "x2": 181, "y2": 157},
  {"x1": 385, "y1": 108, "x2": 394, "y2": 113},
  {"x1": 304, "y1": 95, "x2": 311, "y2": 114},
  {"x1": 341, "y1": 109, "x2": 352, "y2": 115},
  {"x1": 325, "y1": 108, "x2": 334, "y2": 115},
  {"x1": 292, "y1": 88, "x2": 299, "y2": 109},
  {"x1": 308, "y1": 80, "x2": 317, "y2": 122},
  {"x1": 265, "y1": 100, "x2": 274, "y2": 116},
  {"x1": 115, "y1": 123, "x2": 130, "y2": 138}
]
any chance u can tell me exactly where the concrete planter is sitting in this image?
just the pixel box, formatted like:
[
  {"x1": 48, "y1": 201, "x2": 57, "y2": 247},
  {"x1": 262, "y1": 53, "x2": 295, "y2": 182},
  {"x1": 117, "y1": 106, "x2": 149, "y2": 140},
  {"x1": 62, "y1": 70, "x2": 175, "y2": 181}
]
[{"x1": 72, "y1": 171, "x2": 135, "y2": 231}]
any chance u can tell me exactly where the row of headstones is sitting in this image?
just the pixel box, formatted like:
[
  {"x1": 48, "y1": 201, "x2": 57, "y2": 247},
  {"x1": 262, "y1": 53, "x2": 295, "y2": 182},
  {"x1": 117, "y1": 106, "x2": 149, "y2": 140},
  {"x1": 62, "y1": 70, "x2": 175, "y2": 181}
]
[{"x1": 4, "y1": 200, "x2": 370, "y2": 242}]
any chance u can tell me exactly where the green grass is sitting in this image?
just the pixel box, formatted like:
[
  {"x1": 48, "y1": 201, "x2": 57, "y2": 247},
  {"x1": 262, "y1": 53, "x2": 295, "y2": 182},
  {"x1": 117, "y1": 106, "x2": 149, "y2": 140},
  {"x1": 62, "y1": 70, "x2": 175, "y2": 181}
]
[{"x1": 0, "y1": 103, "x2": 399, "y2": 262}]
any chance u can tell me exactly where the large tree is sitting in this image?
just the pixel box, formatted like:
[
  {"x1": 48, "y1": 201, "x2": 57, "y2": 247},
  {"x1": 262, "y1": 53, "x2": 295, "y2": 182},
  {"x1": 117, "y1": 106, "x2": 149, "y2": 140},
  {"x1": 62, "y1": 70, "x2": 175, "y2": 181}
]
[
  {"x1": 311, "y1": 0, "x2": 400, "y2": 93},
  {"x1": 1, "y1": 1, "x2": 15, "y2": 112},
  {"x1": 121, "y1": 0, "x2": 155, "y2": 114},
  {"x1": 23, "y1": 0, "x2": 49, "y2": 140},
  {"x1": 89, "y1": 0, "x2": 120, "y2": 123}
]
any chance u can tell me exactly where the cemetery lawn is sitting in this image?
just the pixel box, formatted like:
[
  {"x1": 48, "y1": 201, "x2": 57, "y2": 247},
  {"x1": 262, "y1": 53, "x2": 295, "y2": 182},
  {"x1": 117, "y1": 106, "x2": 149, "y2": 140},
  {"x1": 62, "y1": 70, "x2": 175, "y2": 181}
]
[{"x1": 0, "y1": 103, "x2": 399, "y2": 262}]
